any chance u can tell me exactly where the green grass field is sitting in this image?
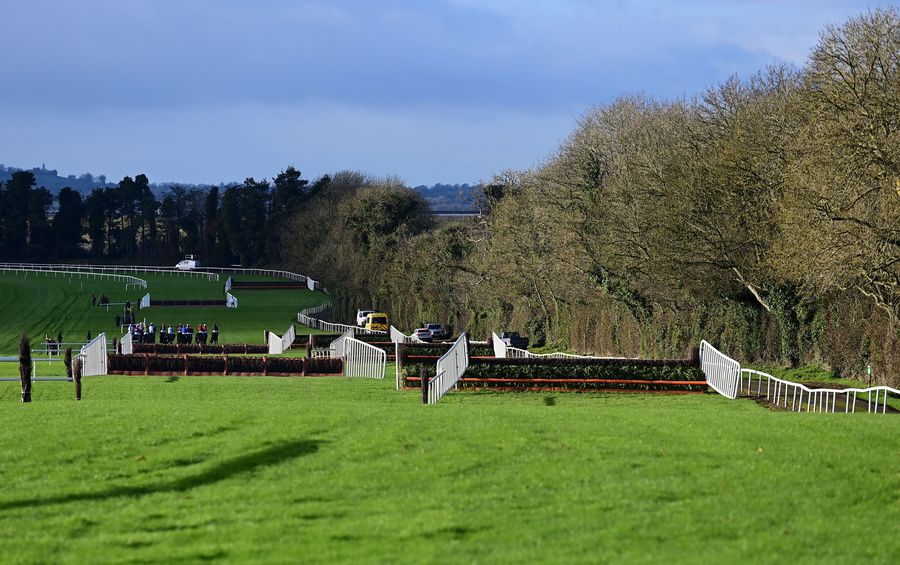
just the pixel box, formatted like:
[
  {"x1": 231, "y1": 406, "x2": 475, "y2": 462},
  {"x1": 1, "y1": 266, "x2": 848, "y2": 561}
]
[
  {"x1": 0, "y1": 374, "x2": 896, "y2": 563},
  {"x1": 0, "y1": 271, "x2": 328, "y2": 353}
]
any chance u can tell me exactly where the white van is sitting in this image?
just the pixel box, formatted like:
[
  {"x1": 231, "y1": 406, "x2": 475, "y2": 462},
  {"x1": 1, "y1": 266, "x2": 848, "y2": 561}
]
[
  {"x1": 356, "y1": 310, "x2": 375, "y2": 326},
  {"x1": 175, "y1": 255, "x2": 200, "y2": 270}
]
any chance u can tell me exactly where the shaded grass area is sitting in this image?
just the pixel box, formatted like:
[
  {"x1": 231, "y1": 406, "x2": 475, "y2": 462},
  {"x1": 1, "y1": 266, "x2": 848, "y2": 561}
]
[
  {"x1": 0, "y1": 272, "x2": 327, "y2": 353},
  {"x1": 0, "y1": 374, "x2": 897, "y2": 563}
]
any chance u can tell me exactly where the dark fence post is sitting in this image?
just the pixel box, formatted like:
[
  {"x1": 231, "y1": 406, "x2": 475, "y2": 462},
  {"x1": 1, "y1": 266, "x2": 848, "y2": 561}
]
[
  {"x1": 64, "y1": 347, "x2": 73, "y2": 381},
  {"x1": 421, "y1": 367, "x2": 429, "y2": 404},
  {"x1": 19, "y1": 334, "x2": 32, "y2": 403},
  {"x1": 74, "y1": 358, "x2": 82, "y2": 401}
]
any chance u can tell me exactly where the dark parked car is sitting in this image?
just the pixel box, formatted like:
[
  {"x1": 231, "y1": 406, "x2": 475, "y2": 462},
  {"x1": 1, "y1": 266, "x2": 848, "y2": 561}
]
[
  {"x1": 412, "y1": 328, "x2": 433, "y2": 342},
  {"x1": 425, "y1": 323, "x2": 450, "y2": 340},
  {"x1": 500, "y1": 331, "x2": 529, "y2": 349}
]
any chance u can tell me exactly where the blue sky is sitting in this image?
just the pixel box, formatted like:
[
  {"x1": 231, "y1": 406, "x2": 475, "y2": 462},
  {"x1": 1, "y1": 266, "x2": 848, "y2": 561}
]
[{"x1": 0, "y1": 0, "x2": 885, "y2": 186}]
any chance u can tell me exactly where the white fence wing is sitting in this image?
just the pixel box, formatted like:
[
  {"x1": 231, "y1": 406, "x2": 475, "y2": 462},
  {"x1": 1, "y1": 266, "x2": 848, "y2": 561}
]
[
  {"x1": 80, "y1": 333, "x2": 108, "y2": 376},
  {"x1": 282, "y1": 325, "x2": 296, "y2": 353},
  {"x1": 700, "y1": 340, "x2": 742, "y2": 399},
  {"x1": 343, "y1": 337, "x2": 386, "y2": 379},
  {"x1": 267, "y1": 331, "x2": 283, "y2": 354},
  {"x1": 426, "y1": 333, "x2": 469, "y2": 404},
  {"x1": 225, "y1": 276, "x2": 233, "y2": 293},
  {"x1": 139, "y1": 293, "x2": 151, "y2": 309},
  {"x1": 391, "y1": 325, "x2": 412, "y2": 344},
  {"x1": 121, "y1": 331, "x2": 133, "y2": 355},
  {"x1": 330, "y1": 329, "x2": 355, "y2": 358},
  {"x1": 226, "y1": 293, "x2": 238, "y2": 308},
  {"x1": 491, "y1": 332, "x2": 507, "y2": 358}
]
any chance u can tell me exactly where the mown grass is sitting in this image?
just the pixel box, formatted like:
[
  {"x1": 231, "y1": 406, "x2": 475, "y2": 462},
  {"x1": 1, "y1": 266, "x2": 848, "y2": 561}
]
[
  {"x1": 0, "y1": 373, "x2": 896, "y2": 564},
  {"x1": 0, "y1": 272, "x2": 328, "y2": 354}
]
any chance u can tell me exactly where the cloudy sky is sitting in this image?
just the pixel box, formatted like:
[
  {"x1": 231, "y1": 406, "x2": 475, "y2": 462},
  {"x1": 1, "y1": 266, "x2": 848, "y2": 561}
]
[{"x1": 0, "y1": 0, "x2": 885, "y2": 186}]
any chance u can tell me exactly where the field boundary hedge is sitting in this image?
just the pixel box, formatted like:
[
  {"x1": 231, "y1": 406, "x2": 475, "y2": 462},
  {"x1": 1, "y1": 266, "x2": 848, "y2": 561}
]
[
  {"x1": 398, "y1": 350, "x2": 705, "y2": 392},
  {"x1": 108, "y1": 354, "x2": 342, "y2": 376}
]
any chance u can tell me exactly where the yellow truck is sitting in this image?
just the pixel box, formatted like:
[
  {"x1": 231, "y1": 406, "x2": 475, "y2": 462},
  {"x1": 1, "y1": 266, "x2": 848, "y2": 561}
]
[{"x1": 364, "y1": 312, "x2": 389, "y2": 332}]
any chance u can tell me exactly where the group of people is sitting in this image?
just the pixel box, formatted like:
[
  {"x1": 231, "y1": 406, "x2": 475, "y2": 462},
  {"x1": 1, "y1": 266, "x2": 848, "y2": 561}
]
[
  {"x1": 128, "y1": 322, "x2": 219, "y2": 345},
  {"x1": 44, "y1": 333, "x2": 64, "y2": 355}
]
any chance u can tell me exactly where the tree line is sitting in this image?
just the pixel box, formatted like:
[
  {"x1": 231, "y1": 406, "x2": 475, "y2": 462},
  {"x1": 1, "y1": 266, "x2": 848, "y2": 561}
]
[
  {"x1": 0, "y1": 166, "x2": 328, "y2": 266},
  {"x1": 277, "y1": 9, "x2": 900, "y2": 384}
]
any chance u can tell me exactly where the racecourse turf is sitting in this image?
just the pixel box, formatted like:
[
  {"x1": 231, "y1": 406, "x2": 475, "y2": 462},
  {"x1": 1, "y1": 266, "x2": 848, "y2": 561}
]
[
  {"x1": 0, "y1": 271, "x2": 328, "y2": 353},
  {"x1": 0, "y1": 373, "x2": 897, "y2": 564}
]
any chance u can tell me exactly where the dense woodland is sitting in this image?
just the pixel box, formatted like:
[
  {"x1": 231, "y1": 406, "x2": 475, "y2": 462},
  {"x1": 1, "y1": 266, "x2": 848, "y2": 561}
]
[{"x1": 0, "y1": 10, "x2": 897, "y2": 383}]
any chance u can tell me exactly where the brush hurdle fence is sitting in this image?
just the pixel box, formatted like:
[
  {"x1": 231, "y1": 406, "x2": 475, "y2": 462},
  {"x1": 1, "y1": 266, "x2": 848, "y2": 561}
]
[
  {"x1": 700, "y1": 339, "x2": 897, "y2": 413},
  {"x1": 424, "y1": 333, "x2": 469, "y2": 405}
]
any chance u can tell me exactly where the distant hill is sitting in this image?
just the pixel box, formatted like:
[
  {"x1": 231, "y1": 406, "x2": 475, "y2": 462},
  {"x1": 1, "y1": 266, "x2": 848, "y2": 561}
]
[
  {"x1": 413, "y1": 183, "x2": 480, "y2": 212},
  {"x1": 0, "y1": 163, "x2": 109, "y2": 195},
  {"x1": 1, "y1": 162, "x2": 479, "y2": 211}
]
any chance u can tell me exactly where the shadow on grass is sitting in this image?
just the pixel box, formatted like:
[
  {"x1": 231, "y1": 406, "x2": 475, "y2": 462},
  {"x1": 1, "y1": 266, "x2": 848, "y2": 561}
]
[{"x1": 0, "y1": 439, "x2": 323, "y2": 511}]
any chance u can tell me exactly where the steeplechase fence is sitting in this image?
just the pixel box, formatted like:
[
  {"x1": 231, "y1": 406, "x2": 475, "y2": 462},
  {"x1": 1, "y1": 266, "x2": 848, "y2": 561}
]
[{"x1": 424, "y1": 333, "x2": 469, "y2": 404}]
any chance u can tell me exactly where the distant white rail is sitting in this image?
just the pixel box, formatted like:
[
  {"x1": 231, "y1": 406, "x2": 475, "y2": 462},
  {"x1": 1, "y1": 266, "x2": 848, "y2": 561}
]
[
  {"x1": 0, "y1": 262, "x2": 218, "y2": 281},
  {"x1": 426, "y1": 333, "x2": 469, "y2": 404},
  {"x1": 741, "y1": 368, "x2": 897, "y2": 413},
  {"x1": 0, "y1": 266, "x2": 148, "y2": 289},
  {"x1": 342, "y1": 337, "x2": 386, "y2": 379},
  {"x1": 297, "y1": 302, "x2": 387, "y2": 336}
]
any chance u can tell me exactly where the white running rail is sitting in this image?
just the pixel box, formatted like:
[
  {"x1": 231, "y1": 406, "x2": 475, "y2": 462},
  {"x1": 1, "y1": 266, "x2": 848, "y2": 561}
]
[
  {"x1": 700, "y1": 340, "x2": 741, "y2": 399},
  {"x1": 741, "y1": 368, "x2": 897, "y2": 414},
  {"x1": 0, "y1": 266, "x2": 148, "y2": 289},
  {"x1": 426, "y1": 333, "x2": 469, "y2": 404},
  {"x1": 0, "y1": 262, "x2": 217, "y2": 281},
  {"x1": 507, "y1": 347, "x2": 604, "y2": 359},
  {"x1": 298, "y1": 304, "x2": 387, "y2": 336},
  {"x1": 343, "y1": 337, "x2": 386, "y2": 379},
  {"x1": 121, "y1": 331, "x2": 133, "y2": 355},
  {"x1": 79, "y1": 333, "x2": 108, "y2": 376}
]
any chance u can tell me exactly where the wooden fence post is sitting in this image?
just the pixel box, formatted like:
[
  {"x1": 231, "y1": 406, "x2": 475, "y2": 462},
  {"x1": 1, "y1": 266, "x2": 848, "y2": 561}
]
[
  {"x1": 74, "y1": 358, "x2": 82, "y2": 401},
  {"x1": 421, "y1": 367, "x2": 429, "y2": 405},
  {"x1": 19, "y1": 334, "x2": 31, "y2": 403}
]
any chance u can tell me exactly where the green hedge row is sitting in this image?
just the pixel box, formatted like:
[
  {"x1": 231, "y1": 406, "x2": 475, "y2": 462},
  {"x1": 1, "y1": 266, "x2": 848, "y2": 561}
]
[
  {"x1": 108, "y1": 354, "x2": 342, "y2": 376},
  {"x1": 132, "y1": 343, "x2": 268, "y2": 355},
  {"x1": 400, "y1": 356, "x2": 705, "y2": 391}
]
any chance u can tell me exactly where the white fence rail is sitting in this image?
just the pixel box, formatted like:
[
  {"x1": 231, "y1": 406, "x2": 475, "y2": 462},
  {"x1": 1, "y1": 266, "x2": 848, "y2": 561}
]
[
  {"x1": 699, "y1": 340, "x2": 741, "y2": 399},
  {"x1": 0, "y1": 262, "x2": 218, "y2": 281},
  {"x1": 298, "y1": 308, "x2": 387, "y2": 336},
  {"x1": 391, "y1": 325, "x2": 413, "y2": 344},
  {"x1": 201, "y1": 267, "x2": 325, "y2": 290},
  {"x1": 121, "y1": 331, "x2": 133, "y2": 355},
  {"x1": 343, "y1": 337, "x2": 386, "y2": 379},
  {"x1": 507, "y1": 347, "x2": 604, "y2": 359},
  {"x1": 0, "y1": 266, "x2": 148, "y2": 289},
  {"x1": 426, "y1": 333, "x2": 469, "y2": 404},
  {"x1": 79, "y1": 333, "x2": 108, "y2": 376},
  {"x1": 741, "y1": 368, "x2": 898, "y2": 414}
]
